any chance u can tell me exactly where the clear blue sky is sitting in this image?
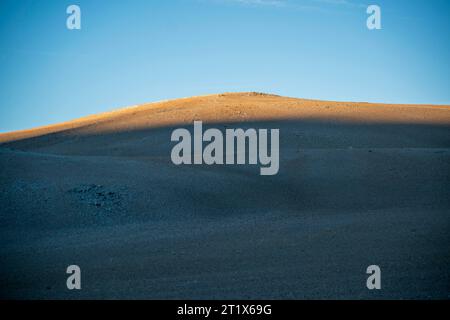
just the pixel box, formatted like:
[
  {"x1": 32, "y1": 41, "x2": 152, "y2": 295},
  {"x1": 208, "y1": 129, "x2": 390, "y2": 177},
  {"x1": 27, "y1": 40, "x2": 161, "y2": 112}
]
[{"x1": 0, "y1": 0, "x2": 449, "y2": 132}]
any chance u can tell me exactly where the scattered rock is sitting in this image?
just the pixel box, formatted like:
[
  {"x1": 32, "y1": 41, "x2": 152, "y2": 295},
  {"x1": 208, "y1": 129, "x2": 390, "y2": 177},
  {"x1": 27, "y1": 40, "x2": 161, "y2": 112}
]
[{"x1": 68, "y1": 184, "x2": 125, "y2": 211}]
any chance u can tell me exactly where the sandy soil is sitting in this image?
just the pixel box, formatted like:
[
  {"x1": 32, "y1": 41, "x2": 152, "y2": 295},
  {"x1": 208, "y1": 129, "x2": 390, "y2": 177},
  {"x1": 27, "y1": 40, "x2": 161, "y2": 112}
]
[{"x1": 0, "y1": 92, "x2": 449, "y2": 299}]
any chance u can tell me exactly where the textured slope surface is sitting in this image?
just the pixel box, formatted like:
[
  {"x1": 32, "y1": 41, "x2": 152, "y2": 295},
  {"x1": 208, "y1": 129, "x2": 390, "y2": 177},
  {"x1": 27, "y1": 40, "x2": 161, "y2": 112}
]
[{"x1": 1, "y1": 93, "x2": 449, "y2": 299}]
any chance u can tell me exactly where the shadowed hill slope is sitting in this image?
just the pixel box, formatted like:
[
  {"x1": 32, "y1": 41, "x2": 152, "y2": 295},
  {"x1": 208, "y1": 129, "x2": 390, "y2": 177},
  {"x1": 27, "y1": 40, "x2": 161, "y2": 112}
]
[{"x1": 0, "y1": 93, "x2": 449, "y2": 299}]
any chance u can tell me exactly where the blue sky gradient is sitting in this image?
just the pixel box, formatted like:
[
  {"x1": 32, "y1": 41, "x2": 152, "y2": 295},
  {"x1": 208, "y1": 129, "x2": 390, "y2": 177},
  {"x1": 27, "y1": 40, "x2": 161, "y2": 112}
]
[{"x1": 0, "y1": 0, "x2": 449, "y2": 132}]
